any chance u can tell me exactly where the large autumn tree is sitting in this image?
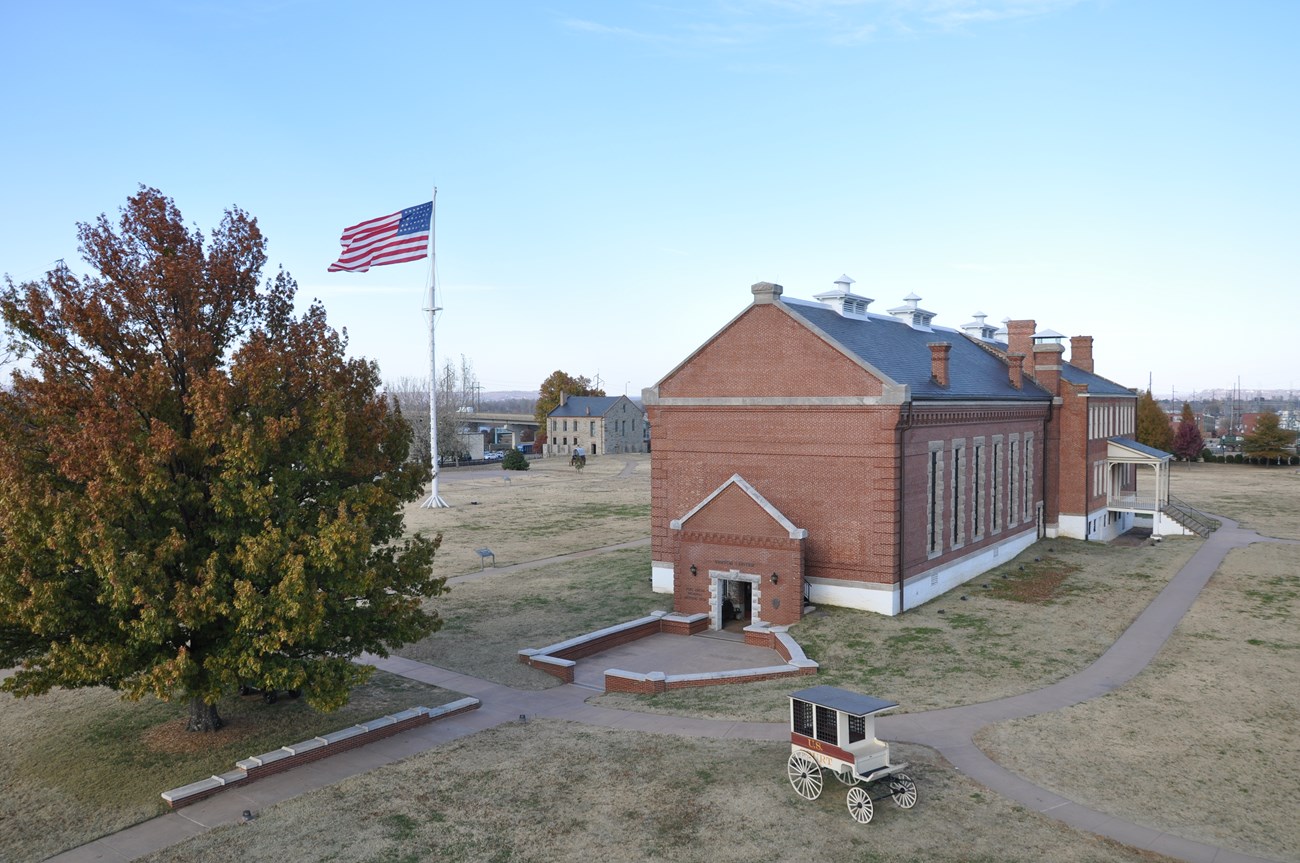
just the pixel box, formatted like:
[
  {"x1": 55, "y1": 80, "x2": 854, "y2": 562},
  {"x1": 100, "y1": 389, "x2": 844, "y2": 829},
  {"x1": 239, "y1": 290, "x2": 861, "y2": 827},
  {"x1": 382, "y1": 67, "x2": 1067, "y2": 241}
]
[
  {"x1": 0, "y1": 188, "x2": 444, "y2": 731},
  {"x1": 533, "y1": 370, "x2": 605, "y2": 440}
]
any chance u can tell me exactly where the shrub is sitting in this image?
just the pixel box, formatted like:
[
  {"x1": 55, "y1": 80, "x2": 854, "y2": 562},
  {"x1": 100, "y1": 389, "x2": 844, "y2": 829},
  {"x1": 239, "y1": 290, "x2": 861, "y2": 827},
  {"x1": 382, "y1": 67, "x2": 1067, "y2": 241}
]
[{"x1": 502, "y1": 449, "x2": 530, "y2": 471}]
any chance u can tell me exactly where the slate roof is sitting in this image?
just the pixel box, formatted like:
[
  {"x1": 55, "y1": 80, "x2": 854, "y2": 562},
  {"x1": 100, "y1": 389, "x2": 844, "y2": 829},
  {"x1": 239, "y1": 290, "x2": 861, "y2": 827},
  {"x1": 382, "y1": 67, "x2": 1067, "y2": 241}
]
[
  {"x1": 1059, "y1": 363, "x2": 1136, "y2": 397},
  {"x1": 1110, "y1": 437, "x2": 1173, "y2": 460},
  {"x1": 783, "y1": 299, "x2": 1054, "y2": 401},
  {"x1": 548, "y1": 395, "x2": 629, "y2": 418}
]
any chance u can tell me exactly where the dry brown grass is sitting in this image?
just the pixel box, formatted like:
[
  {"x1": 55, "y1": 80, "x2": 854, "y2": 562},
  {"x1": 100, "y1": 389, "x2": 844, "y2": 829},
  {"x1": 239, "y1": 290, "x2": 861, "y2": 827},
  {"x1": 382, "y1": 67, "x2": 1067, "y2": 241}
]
[
  {"x1": 399, "y1": 545, "x2": 669, "y2": 689},
  {"x1": 12, "y1": 457, "x2": 1299, "y2": 863},
  {"x1": 404, "y1": 454, "x2": 651, "y2": 576},
  {"x1": 595, "y1": 535, "x2": 1202, "y2": 720},
  {"x1": 138, "y1": 721, "x2": 1181, "y2": 863},
  {"x1": 0, "y1": 670, "x2": 456, "y2": 863},
  {"x1": 1160, "y1": 461, "x2": 1300, "y2": 540},
  {"x1": 977, "y1": 540, "x2": 1300, "y2": 862}
]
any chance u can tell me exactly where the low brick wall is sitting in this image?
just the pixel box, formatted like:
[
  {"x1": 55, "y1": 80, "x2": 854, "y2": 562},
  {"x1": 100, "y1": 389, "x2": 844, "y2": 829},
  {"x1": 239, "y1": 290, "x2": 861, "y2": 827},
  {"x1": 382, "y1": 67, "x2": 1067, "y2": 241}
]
[
  {"x1": 160, "y1": 698, "x2": 480, "y2": 809},
  {"x1": 602, "y1": 622, "x2": 819, "y2": 694},
  {"x1": 604, "y1": 662, "x2": 817, "y2": 695},
  {"x1": 660, "y1": 613, "x2": 710, "y2": 636},
  {"x1": 519, "y1": 614, "x2": 818, "y2": 692},
  {"x1": 518, "y1": 611, "x2": 709, "y2": 682}
]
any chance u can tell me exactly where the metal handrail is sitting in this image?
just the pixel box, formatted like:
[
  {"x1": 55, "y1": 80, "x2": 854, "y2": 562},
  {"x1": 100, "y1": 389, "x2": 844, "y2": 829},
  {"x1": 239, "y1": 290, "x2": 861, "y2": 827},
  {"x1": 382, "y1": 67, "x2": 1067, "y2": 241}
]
[{"x1": 1162, "y1": 494, "x2": 1220, "y2": 536}]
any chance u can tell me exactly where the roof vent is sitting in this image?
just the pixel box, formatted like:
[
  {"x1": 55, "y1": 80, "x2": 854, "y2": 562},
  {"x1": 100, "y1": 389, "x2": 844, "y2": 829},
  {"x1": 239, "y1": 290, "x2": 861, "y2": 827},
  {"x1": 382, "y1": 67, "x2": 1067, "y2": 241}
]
[
  {"x1": 812, "y1": 274, "x2": 873, "y2": 318},
  {"x1": 887, "y1": 293, "x2": 937, "y2": 331},
  {"x1": 961, "y1": 311, "x2": 1000, "y2": 342}
]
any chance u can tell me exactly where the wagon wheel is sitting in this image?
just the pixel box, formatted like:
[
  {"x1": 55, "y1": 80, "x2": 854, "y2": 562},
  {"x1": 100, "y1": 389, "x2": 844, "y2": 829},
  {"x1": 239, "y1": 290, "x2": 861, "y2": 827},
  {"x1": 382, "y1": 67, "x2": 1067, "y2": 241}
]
[
  {"x1": 846, "y1": 785, "x2": 874, "y2": 824},
  {"x1": 787, "y1": 751, "x2": 824, "y2": 800},
  {"x1": 833, "y1": 767, "x2": 860, "y2": 786},
  {"x1": 889, "y1": 772, "x2": 918, "y2": 809}
]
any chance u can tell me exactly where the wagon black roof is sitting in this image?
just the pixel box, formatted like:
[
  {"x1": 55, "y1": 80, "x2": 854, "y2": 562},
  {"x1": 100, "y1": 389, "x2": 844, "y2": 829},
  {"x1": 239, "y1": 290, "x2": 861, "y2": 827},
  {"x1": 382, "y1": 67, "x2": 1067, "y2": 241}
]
[{"x1": 790, "y1": 686, "x2": 898, "y2": 717}]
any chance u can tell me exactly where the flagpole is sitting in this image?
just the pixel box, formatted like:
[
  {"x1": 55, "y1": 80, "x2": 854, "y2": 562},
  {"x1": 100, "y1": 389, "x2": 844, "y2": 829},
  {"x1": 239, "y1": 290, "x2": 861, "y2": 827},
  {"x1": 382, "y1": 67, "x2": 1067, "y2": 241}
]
[{"x1": 421, "y1": 187, "x2": 449, "y2": 508}]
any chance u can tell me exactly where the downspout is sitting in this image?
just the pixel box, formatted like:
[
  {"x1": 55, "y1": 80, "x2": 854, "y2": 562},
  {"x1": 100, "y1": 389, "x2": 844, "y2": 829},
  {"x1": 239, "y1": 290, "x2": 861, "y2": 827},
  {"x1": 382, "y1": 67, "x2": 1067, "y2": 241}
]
[
  {"x1": 1041, "y1": 399, "x2": 1052, "y2": 539},
  {"x1": 1083, "y1": 400, "x2": 1090, "y2": 542},
  {"x1": 895, "y1": 404, "x2": 914, "y2": 614}
]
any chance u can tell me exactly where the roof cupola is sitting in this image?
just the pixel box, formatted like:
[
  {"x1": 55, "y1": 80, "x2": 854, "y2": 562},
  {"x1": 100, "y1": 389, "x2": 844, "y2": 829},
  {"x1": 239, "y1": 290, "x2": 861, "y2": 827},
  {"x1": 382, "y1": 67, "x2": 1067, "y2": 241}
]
[
  {"x1": 961, "y1": 311, "x2": 1000, "y2": 341},
  {"x1": 812, "y1": 274, "x2": 873, "y2": 318},
  {"x1": 887, "y1": 293, "x2": 937, "y2": 331}
]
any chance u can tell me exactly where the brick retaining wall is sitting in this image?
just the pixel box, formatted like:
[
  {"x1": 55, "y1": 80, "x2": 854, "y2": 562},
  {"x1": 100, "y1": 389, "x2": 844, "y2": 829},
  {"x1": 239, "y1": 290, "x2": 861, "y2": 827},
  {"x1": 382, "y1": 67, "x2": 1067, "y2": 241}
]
[
  {"x1": 518, "y1": 611, "x2": 709, "y2": 682},
  {"x1": 160, "y1": 698, "x2": 480, "y2": 809},
  {"x1": 520, "y1": 614, "x2": 820, "y2": 694}
]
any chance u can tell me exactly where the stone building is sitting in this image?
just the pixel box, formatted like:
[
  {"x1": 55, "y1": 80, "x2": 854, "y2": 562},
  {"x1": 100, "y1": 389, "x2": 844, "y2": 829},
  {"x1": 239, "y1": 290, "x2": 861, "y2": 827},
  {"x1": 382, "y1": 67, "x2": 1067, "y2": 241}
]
[{"x1": 544, "y1": 395, "x2": 647, "y2": 457}]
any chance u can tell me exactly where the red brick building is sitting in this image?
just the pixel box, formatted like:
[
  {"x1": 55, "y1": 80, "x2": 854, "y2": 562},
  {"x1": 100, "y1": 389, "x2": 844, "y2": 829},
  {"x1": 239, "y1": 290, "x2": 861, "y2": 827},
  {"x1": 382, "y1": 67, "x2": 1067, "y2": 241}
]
[{"x1": 644, "y1": 277, "x2": 1154, "y2": 626}]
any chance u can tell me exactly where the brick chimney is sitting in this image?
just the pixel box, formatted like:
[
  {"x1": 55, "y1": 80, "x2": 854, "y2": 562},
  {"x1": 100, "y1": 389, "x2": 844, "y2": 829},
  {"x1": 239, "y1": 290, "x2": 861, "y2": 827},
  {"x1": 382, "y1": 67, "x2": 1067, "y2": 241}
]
[
  {"x1": 928, "y1": 342, "x2": 951, "y2": 387},
  {"x1": 1007, "y1": 353, "x2": 1025, "y2": 389},
  {"x1": 1032, "y1": 342, "x2": 1064, "y2": 393},
  {"x1": 1070, "y1": 335, "x2": 1094, "y2": 373},
  {"x1": 1006, "y1": 319, "x2": 1037, "y2": 361}
]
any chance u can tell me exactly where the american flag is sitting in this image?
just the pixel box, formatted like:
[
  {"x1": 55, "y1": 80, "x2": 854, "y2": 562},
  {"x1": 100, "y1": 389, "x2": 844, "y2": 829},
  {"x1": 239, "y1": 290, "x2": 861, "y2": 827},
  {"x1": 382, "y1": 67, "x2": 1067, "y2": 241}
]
[{"x1": 328, "y1": 201, "x2": 432, "y2": 273}]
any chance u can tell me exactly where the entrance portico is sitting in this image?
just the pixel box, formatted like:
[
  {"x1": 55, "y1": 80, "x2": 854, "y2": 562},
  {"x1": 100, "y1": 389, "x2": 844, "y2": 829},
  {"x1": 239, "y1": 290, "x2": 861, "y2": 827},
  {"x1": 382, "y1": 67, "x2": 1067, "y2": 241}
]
[{"x1": 668, "y1": 474, "x2": 807, "y2": 628}]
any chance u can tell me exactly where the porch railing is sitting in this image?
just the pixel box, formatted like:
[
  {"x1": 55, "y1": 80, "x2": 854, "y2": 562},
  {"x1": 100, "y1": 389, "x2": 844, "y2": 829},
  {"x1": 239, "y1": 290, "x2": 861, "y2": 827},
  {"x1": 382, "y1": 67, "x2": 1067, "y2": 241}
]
[{"x1": 1107, "y1": 493, "x2": 1159, "y2": 512}]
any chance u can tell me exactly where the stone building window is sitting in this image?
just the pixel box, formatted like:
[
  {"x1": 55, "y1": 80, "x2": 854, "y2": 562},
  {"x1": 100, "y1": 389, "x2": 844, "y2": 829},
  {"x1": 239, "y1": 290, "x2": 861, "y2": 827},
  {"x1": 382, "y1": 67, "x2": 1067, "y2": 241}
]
[
  {"x1": 951, "y1": 443, "x2": 964, "y2": 548},
  {"x1": 992, "y1": 438, "x2": 1003, "y2": 533},
  {"x1": 927, "y1": 442, "x2": 944, "y2": 556}
]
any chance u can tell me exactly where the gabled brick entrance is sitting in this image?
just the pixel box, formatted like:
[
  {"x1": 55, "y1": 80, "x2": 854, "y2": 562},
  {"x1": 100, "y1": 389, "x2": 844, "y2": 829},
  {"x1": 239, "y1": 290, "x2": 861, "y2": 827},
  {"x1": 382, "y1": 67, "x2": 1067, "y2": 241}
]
[{"x1": 669, "y1": 474, "x2": 807, "y2": 627}]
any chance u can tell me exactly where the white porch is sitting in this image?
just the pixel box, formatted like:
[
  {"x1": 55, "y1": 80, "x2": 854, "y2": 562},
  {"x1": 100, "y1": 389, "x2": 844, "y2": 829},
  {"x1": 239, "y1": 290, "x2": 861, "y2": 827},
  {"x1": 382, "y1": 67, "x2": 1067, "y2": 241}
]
[{"x1": 1105, "y1": 437, "x2": 1197, "y2": 537}]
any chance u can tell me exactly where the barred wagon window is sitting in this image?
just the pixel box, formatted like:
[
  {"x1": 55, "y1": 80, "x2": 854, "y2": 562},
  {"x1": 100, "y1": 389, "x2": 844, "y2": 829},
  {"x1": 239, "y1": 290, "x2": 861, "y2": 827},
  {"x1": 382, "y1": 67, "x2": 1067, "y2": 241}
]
[
  {"x1": 848, "y1": 714, "x2": 866, "y2": 743},
  {"x1": 792, "y1": 700, "x2": 814, "y2": 737},
  {"x1": 815, "y1": 705, "x2": 838, "y2": 745}
]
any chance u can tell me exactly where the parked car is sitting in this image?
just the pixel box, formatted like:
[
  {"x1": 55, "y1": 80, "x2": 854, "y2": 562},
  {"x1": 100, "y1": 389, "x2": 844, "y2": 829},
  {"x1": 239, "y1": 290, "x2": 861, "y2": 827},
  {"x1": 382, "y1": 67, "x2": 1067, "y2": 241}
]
[{"x1": 483, "y1": 451, "x2": 504, "y2": 461}]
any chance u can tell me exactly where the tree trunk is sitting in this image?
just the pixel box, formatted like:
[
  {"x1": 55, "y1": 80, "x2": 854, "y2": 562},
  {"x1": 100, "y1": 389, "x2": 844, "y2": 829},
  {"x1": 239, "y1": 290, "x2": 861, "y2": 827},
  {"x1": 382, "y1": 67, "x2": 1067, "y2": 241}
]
[{"x1": 186, "y1": 697, "x2": 224, "y2": 732}]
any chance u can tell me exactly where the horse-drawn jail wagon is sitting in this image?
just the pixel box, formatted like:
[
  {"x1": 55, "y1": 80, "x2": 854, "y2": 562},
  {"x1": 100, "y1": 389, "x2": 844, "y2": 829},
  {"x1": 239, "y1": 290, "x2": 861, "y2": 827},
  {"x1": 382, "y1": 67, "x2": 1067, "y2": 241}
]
[{"x1": 786, "y1": 686, "x2": 917, "y2": 824}]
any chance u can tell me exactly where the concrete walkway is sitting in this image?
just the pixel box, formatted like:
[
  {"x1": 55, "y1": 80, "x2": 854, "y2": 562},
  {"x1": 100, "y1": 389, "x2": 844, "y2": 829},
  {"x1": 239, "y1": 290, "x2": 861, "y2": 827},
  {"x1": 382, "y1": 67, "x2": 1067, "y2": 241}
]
[
  {"x1": 48, "y1": 517, "x2": 1292, "y2": 863},
  {"x1": 877, "y1": 516, "x2": 1286, "y2": 863}
]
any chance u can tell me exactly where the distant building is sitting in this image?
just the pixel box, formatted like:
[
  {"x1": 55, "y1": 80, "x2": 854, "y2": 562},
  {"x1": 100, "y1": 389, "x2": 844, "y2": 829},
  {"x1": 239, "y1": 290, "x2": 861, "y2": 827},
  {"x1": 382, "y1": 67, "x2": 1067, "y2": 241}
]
[
  {"x1": 644, "y1": 277, "x2": 1193, "y2": 628},
  {"x1": 544, "y1": 395, "x2": 647, "y2": 457}
]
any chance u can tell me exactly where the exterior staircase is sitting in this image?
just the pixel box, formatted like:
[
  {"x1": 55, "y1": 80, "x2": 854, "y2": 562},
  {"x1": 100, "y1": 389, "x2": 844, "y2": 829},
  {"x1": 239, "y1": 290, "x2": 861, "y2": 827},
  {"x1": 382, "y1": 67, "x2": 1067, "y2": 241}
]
[{"x1": 1161, "y1": 494, "x2": 1219, "y2": 537}]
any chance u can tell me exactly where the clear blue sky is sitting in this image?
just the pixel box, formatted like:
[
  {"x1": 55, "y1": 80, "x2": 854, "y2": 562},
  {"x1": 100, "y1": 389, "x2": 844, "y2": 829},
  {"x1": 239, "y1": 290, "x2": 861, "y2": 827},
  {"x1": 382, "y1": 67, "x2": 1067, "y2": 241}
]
[{"x1": 3, "y1": 1, "x2": 1297, "y2": 400}]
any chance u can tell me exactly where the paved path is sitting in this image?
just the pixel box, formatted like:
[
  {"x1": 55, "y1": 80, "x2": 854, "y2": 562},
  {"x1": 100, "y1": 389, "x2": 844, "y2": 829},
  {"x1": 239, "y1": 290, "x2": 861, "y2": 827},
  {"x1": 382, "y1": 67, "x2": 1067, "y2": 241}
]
[
  {"x1": 48, "y1": 518, "x2": 1293, "y2": 863},
  {"x1": 876, "y1": 516, "x2": 1286, "y2": 863}
]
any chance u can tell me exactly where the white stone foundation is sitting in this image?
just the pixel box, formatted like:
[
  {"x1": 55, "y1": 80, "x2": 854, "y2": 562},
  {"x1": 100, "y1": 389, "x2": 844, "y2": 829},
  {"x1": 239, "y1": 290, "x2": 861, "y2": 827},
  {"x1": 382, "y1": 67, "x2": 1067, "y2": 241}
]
[
  {"x1": 902, "y1": 529, "x2": 1039, "y2": 611},
  {"x1": 807, "y1": 530, "x2": 1041, "y2": 616}
]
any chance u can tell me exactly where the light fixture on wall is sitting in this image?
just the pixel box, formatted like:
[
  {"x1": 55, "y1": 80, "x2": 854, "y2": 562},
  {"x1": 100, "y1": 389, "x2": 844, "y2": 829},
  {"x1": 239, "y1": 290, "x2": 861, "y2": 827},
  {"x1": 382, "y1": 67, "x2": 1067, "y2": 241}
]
[
  {"x1": 770, "y1": 572, "x2": 779, "y2": 585},
  {"x1": 689, "y1": 565, "x2": 697, "y2": 577}
]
